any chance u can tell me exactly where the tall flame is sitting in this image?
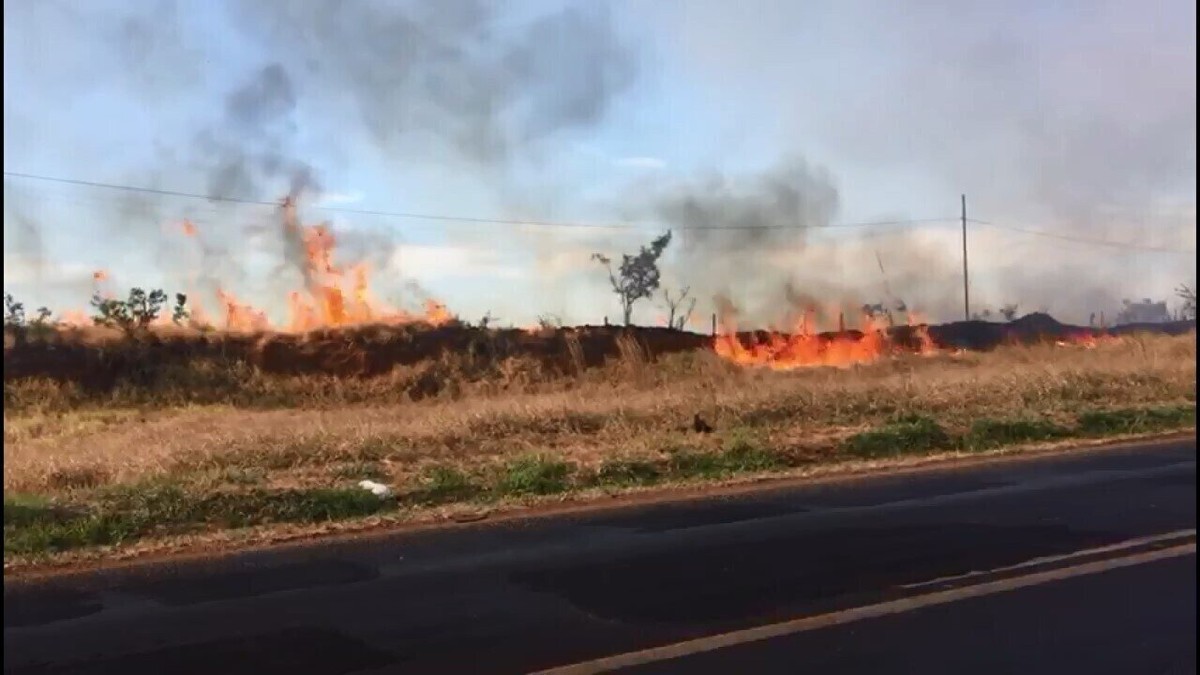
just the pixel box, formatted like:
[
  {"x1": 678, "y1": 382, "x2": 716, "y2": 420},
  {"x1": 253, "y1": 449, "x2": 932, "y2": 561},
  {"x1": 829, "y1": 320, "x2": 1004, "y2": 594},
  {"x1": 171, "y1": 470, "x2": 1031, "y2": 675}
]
[{"x1": 169, "y1": 197, "x2": 457, "y2": 333}]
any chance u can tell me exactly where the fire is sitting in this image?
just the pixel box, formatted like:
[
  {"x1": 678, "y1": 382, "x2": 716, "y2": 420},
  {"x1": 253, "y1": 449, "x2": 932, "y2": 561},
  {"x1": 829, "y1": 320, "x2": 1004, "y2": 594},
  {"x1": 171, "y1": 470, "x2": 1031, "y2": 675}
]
[
  {"x1": 216, "y1": 290, "x2": 270, "y2": 332},
  {"x1": 1055, "y1": 331, "x2": 1121, "y2": 349},
  {"x1": 170, "y1": 197, "x2": 456, "y2": 333},
  {"x1": 713, "y1": 306, "x2": 942, "y2": 369},
  {"x1": 906, "y1": 312, "x2": 938, "y2": 355},
  {"x1": 715, "y1": 310, "x2": 893, "y2": 369}
]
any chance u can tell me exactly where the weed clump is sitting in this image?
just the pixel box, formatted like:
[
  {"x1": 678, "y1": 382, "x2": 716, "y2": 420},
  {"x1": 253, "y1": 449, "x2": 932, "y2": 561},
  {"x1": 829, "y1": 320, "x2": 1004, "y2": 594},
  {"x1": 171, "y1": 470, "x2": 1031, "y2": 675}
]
[
  {"x1": 964, "y1": 418, "x2": 1070, "y2": 451},
  {"x1": 843, "y1": 415, "x2": 954, "y2": 458}
]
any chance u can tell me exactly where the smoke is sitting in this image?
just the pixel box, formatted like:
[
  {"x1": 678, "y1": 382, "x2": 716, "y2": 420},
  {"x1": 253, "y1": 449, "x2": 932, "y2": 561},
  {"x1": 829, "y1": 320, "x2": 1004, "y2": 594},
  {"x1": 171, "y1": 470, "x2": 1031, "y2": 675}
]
[
  {"x1": 651, "y1": 157, "x2": 840, "y2": 254},
  {"x1": 4, "y1": 0, "x2": 1194, "y2": 327},
  {"x1": 224, "y1": 0, "x2": 636, "y2": 172},
  {"x1": 2, "y1": 185, "x2": 45, "y2": 286},
  {"x1": 4, "y1": 0, "x2": 640, "y2": 319},
  {"x1": 625, "y1": 0, "x2": 1196, "y2": 324},
  {"x1": 622, "y1": 157, "x2": 844, "y2": 326}
]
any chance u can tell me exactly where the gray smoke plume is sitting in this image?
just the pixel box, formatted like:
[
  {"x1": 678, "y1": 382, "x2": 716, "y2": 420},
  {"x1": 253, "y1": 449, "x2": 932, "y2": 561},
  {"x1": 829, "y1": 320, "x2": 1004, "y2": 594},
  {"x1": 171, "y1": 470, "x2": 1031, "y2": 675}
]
[
  {"x1": 193, "y1": 63, "x2": 316, "y2": 202},
  {"x1": 625, "y1": 157, "x2": 845, "y2": 327},
  {"x1": 652, "y1": 157, "x2": 840, "y2": 254},
  {"x1": 626, "y1": 0, "x2": 1196, "y2": 325},
  {"x1": 225, "y1": 0, "x2": 636, "y2": 171},
  {"x1": 4, "y1": 0, "x2": 639, "y2": 320}
]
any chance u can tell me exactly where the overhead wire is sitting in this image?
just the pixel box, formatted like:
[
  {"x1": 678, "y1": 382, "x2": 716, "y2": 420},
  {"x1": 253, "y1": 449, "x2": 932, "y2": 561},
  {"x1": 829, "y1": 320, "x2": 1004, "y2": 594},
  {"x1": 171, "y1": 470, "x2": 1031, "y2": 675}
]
[
  {"x1": 5, "y1": 171, "x2": 1194, "y2": 253},
  {"x1": 4, "y1": 171, "x2": 955, "y2": 232}
]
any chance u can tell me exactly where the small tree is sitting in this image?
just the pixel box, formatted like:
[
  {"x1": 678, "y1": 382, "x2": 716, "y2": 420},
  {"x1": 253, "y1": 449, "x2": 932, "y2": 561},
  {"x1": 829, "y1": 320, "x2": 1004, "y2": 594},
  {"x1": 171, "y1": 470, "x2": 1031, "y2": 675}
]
[
  {"x1": 1178, "y1": 284, "x2": 1197, "y2": 320},
  {"x1": 865, "y1": 301, "x2": 908, "y2": 326},
  {"x1": 862, "y1": 302, "x2": 886, "y2": 319},
  {"x1": 3, "y1": 293, "x2": 26, "y2": 328},
  {"x1": 661, "y1": 286, "x2": 697, "y2": 331},
  {"x1": 28, "y1": 306, "x2": 53, "y2": 340},
  {"x1": 472, "y1": 310, "x2": 501, "y2": 330},
  {"x1": 171, "y1": 293, "x2": 190, "y2": 326},
  {"x1": 999, "y1": 303, "x2": 1019, "y2": 322},
  {"x1": 92, "y1": 287, "x2": 168, "y2": 333},
  {"x1": 592, "y1": 231, "x2": 673, "y2": 326},
  {"x1": 536, "y1": 314, "x2": 563, "y2": 330}
]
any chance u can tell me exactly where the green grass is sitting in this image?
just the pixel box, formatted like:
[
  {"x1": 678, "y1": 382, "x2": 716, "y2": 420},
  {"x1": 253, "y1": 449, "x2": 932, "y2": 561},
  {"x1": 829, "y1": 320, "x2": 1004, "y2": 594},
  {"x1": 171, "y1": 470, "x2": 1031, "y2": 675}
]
[
  {"x1": 1077, "y1": 405, "x2": 1196, "y2": 436},
  {"x1": 665, "y1": 436, "x2": 785, "y2": 480},
  {"x1": 4, "y1": 485, "x2": 396, "y2": 556},
  {"x1": 412, "y1": 465, "x2": 483, "y2": 504},
  {"x1": 497, "y1": 456, "x2": 573, "y2": 496},
  {"x1": 963, "y1": 418, "x2": 1072, "y2": 451},
  {"x1": 591, "y1": 459, "x2": 664, "y2": 487},
  {"x1": 842, "y1": 415, "x2": 955, "y2": 459}
]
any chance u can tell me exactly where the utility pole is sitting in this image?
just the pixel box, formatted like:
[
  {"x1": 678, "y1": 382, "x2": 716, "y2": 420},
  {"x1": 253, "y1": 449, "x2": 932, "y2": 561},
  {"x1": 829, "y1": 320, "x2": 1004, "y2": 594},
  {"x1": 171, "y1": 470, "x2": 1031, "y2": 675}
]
[{"x1": 961, "y1": 194, "x2": 970, "y2": 321}]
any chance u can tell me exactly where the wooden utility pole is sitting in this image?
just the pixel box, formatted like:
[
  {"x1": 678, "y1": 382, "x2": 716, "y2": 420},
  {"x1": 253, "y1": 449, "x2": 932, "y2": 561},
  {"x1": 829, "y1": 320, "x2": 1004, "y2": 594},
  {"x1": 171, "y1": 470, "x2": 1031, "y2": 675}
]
[{"x1": 961, "y1": 194, "x2": 970, "y2": 321}]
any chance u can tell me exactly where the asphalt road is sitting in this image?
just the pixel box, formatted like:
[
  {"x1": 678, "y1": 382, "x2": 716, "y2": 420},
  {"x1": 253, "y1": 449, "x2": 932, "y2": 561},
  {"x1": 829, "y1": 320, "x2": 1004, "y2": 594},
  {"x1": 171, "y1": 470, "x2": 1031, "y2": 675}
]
[{"x1": 4, "y1": 436, "x2": 1196, "y2": 675}]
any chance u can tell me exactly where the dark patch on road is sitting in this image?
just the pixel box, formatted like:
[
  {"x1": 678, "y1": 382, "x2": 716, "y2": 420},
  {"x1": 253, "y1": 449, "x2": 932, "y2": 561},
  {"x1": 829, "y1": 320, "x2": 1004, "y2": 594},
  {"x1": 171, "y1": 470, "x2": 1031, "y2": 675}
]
[
  {"x1": 1065, "y1": 451, "x2": 1195, "y2": 472},
  {"x1": 1146, "y1": 467, "x2": 1197, "y2": 488},
  {"x1": 785, "y1": 475, "x2": 1012, "y2": 509},
  {"x1": 511, "y1": 523, "x2": 1117, "y2": 625},
  {"x1": 120, "y1": 559, "x2": 379, "y2": 606},
  {"x1": 2, "y1": 588, "x2": 103, "y2": 628},
  {"x1": 588, "y1": 499, "x2": 804, "y2": 533},
  {"x1": 5, "y1": 626, "x2": 395, "y2": 675}
]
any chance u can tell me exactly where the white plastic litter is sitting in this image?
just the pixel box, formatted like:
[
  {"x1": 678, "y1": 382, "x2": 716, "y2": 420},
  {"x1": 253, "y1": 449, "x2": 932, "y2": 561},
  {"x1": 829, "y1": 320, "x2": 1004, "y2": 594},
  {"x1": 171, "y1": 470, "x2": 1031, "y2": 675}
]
[{"x1": 358, "y1": 480, "x2": 394, "y2": 499}]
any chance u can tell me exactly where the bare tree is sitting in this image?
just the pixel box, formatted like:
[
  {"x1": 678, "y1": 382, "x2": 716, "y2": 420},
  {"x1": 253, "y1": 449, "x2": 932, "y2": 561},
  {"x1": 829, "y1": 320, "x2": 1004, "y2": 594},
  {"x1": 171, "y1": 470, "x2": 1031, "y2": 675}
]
[
  {"x1": 592, "y1": 231, "x2": 673, "y2": 326},
  {"x1": 999, "y1": 303, "x2": 1019, "y2": 322},
  {"x1": 863, "y1": 299, "x2": 906, "y2": 326},
  {"x1": 1178, "y1": 284, "x2": 1197, "y2": 320},
  {"x1": 661, "y1": 286, "x2": 697, "y2": 331}
]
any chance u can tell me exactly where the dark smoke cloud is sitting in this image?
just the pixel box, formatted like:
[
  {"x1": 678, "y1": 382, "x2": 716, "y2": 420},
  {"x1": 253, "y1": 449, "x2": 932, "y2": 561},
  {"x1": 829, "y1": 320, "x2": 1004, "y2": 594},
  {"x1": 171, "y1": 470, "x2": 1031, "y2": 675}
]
[
  {"x1": 649, "y1": 157, "x2": 840, "y2": 253},
  {"x1": 192, "y1": 63, "x2": 316, "y2": 202},
  {"x1": 226, "y1": 0, "x2": 636, "y2": 170},
  {"x1": 622, "y1": 157, "x2": 844, "y2": 326}
]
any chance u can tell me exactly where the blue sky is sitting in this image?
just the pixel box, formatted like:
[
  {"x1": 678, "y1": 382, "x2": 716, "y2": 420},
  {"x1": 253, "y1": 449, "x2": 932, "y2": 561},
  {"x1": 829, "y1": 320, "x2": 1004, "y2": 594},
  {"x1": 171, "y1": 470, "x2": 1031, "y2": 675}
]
[{"x1": 4, "y1": 0, "x2": 1196, "y2": 327}]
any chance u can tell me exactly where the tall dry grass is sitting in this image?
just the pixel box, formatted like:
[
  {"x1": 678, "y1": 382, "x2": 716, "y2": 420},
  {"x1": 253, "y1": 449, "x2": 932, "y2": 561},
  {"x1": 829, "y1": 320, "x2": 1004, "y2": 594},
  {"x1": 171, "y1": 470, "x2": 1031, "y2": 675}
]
[{"x1": 3, "y1": 332, "x2": 1194, "y2": 496}]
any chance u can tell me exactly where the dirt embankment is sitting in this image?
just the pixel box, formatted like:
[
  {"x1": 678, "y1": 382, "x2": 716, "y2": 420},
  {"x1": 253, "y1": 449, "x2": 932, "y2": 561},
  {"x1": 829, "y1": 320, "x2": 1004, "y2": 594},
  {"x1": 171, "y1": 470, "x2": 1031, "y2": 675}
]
[{"x1": 3, "y1": 313, "x2": 1194, "y2": 391}]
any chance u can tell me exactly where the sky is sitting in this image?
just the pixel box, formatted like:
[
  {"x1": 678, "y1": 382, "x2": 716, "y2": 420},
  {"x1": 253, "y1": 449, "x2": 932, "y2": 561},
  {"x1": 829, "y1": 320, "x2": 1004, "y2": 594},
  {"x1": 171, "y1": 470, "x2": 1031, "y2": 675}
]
[{"x1": 3, "y1": 0, "x2": 1196, "y2": 328}]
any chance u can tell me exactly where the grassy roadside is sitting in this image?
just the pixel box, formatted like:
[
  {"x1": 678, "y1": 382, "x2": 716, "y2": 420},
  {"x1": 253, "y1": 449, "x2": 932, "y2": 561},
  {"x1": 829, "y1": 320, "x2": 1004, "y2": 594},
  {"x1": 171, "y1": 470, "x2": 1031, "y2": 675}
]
[
  {"x1": 3, "y1": 332, "x2": 1196, "y2": 567},
  {"x1": 5, "y1": 403, "x2": 1194, "y2": 563}
]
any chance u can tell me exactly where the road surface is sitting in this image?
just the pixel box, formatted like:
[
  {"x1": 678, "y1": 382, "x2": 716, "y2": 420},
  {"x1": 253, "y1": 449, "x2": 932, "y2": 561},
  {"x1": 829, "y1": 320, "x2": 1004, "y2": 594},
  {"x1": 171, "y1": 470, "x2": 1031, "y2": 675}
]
[{"x1": 4, "y1": 436, "x2": 1196, "y2": 674}]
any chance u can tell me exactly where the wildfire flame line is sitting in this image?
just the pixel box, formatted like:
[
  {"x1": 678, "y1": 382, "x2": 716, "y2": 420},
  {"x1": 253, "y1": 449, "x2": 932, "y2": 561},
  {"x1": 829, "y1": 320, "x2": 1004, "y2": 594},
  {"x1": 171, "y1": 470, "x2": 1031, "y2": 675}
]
[{"x1": 713, "y1": 310, "x2": 938, "y2": 369}]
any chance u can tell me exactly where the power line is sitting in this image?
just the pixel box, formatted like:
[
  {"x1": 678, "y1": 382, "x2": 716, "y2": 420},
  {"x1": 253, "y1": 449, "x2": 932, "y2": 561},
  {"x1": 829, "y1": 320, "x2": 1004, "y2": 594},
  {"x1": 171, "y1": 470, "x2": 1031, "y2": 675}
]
[
  {"x1": 4, "y1": 170, "x2": 955, "y2": 232},
  {"x1": 968, "y1": 218, "x2": 1195, "y2": 254}
]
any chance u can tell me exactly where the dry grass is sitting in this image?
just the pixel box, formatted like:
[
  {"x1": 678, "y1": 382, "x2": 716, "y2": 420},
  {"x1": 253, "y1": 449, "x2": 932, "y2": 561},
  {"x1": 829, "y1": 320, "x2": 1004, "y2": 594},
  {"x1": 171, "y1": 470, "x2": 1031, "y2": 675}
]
[{"x1": 5, "y1": 332, "x2": 1195, "y2": 496}]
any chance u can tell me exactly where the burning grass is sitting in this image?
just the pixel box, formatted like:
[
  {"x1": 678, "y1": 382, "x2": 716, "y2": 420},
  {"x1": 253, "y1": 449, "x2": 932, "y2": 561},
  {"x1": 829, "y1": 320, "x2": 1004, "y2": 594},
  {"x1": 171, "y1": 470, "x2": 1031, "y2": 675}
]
[{"x1": 3, "y1": 329, "x2": 1196, "y2": 563}]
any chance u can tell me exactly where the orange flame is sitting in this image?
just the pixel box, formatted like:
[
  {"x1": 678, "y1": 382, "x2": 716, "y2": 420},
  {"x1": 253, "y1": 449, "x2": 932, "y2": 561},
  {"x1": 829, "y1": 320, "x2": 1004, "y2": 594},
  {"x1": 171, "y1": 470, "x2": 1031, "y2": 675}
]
[
  {"x1": 1055, "y1": 330, "x2": 1121, "y2": 349},
  {"x1": 169, "y1": 198, "x2": 455, "y2": 333},
  {"x1": 714, "y1": 310, "x2": 908, "y2": 369}
]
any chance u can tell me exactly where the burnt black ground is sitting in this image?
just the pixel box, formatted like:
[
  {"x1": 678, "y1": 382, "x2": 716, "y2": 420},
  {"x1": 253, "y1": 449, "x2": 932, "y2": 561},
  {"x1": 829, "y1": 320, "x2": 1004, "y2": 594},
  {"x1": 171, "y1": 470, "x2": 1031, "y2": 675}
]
[{"x1": 4, "y1": 436, "x2": 1196, "y2": 675}]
